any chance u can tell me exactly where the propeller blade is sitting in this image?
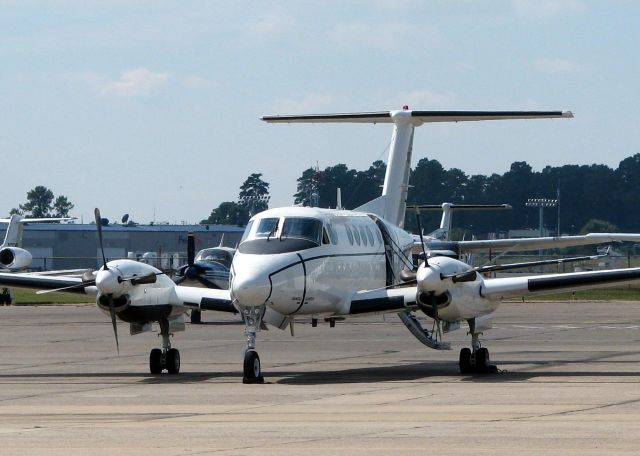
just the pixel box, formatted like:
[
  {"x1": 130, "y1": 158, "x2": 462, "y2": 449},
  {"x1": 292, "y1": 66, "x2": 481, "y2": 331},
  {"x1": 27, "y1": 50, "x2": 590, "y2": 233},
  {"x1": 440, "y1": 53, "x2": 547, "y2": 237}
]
[
  {"x1": 107, "y1": 295, "x2": 120, "y2": 354},
  {"x1": 187, "y1": 232, "x2": 195, "y2": 265},
  {"x1": 450, "y1": 270, "x2": 477, "y2": 283},
  {"x1": 414, "y1": 207, "x2": 429, "y2": 267},
  {"x1": 196, "y1": 276, "x2": 222, "y2": 289},
  {"x1": 94, "y1": 208, "x2": 108, "y2": 270},
  {"x1": 36, "y1": 280, "x2": 96, "y2": 294}
]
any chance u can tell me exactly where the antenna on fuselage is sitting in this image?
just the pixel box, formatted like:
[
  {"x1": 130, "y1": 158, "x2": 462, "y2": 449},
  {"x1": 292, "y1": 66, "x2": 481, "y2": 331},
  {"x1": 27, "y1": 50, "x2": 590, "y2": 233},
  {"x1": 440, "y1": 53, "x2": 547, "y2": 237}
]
[{"x1": 336, "y1": 188, "x2": 343, "y2": 210}]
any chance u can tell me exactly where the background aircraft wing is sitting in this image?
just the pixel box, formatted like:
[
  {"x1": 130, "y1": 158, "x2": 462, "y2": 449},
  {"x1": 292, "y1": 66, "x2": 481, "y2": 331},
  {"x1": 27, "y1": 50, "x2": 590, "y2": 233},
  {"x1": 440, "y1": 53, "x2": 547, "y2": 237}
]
[
  {"x1": 457, "y1": 233, "x2": 640, "y2": 253},
  {"x1": 481, "y1": 267, "x2": 640, "y2": 300},
  {"x1": 171, "y1": 286, "x2": 236, "y2": 313},
  {"x1": 0, "y1": 271, "x2": 95, "y2": 295}
]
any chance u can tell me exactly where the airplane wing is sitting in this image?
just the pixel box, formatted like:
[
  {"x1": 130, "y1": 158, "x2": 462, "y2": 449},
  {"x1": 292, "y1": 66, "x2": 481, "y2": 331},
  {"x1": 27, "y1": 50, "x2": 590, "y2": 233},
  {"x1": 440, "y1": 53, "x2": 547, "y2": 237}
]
[
  {"x1": 481, "y1": 267, "x2": 640, "y2": 300},
  {"x1": 0, "y1": 271, "x2": 96, "y2": 295},
  {"x1": 457, "y1": 233, "x2": 640, "y2": 253},
  {"x1": 171, "y1": 286, "x2": 236, "y2": 313}
]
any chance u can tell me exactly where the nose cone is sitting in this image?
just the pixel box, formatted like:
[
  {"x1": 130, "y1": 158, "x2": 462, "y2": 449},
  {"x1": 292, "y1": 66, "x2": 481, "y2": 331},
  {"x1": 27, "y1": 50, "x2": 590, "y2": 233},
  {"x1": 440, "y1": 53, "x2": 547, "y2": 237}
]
[
  {"x1": 416, "y1": 264, "x2": 447, "y2": 295},
  {"x1": 231, "y1": 270, "x2": 272, "y2": 307},
  {"x1": 95, "y1": 268, "x2": 124, "y2": 296}
]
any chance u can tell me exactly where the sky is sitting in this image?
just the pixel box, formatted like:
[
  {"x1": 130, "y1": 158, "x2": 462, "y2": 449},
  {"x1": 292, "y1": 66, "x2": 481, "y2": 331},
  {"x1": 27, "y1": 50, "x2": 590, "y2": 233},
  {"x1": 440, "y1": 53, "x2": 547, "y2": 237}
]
[{"x1": 1, "y1": 0, "x2": 638, "y2": 224}]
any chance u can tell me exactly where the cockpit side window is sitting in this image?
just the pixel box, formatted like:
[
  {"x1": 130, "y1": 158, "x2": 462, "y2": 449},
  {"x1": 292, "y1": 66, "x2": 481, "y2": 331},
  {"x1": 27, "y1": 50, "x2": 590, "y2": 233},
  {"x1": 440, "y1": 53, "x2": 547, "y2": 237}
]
[{"x1": 281, "y1": 218, "x2": 322, "y2": 244}]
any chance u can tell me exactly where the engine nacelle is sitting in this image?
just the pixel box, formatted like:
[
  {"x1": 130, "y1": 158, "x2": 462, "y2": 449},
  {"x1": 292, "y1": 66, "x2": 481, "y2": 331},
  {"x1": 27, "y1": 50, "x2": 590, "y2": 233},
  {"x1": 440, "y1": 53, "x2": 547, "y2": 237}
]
[{"x1": 0, "y1": 247, "x2": 32, "y2": 270}]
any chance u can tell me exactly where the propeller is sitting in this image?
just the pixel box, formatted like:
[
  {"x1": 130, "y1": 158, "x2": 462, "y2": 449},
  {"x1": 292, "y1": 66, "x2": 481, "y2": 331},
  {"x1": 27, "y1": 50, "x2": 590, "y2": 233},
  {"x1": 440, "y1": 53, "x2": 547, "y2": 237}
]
[
  {"x1": 174, "y1": 233, "x2": 224, "y2": 289},
  {"x1": 414, "y1": 206, "x2": 429, "y2": 268}
]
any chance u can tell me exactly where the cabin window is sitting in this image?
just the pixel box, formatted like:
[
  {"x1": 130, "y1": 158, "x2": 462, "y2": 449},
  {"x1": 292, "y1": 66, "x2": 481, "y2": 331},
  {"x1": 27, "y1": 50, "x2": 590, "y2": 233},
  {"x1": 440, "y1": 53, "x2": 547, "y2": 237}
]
[
  {"x1": 359, "y1": 226, "x2": 368, "y2": 246},
  {"x1": 346, "y1": 226, "x2": 354, "y2": 245},
  {"x1": 254, "y1": 218, "x2": 280, "y2": 238},
  {"x1": 327, "y1": 223, "x2": 338, "y2": 245},
  {"x1": 352, "y1": 225, "x2": 361, "y2": 245},
  {"x1": 365, "y1": 226, "x2": 375, "y2": 245}
]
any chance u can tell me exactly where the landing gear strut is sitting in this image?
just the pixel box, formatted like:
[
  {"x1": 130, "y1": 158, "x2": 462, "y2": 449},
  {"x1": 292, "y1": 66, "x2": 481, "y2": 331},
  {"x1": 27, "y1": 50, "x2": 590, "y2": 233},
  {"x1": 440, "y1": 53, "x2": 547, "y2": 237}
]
[
  {"x1": 149, "y1": 318, "x2": 180, "y2": 374},
  {"x1": 240, "y1": 305, "x2": 265, "y2": 384},
  {"x1": 459, "y1": 318, "x2": 494, "y2": 375}
]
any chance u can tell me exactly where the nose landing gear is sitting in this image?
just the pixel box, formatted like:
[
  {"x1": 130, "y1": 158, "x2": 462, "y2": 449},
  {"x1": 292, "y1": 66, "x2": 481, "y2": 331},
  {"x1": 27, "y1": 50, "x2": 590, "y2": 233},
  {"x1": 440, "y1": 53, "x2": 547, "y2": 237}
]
[
  {"x1": 459, "y1": 319, "x2": 496, "y2": 375},
  {"x1": 149, "y1": 318, "x2": 180, "y2": 374},
  {"x1": 241, "y1": 305, "x2": 265, "y2": 384}
]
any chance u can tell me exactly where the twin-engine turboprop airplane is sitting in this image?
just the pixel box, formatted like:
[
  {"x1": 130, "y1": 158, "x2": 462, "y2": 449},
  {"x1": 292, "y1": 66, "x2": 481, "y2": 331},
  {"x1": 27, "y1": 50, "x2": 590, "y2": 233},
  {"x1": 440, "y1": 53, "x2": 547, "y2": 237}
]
[{"x1": 223, "y1": 108, "x2": 640, "y2": 382}]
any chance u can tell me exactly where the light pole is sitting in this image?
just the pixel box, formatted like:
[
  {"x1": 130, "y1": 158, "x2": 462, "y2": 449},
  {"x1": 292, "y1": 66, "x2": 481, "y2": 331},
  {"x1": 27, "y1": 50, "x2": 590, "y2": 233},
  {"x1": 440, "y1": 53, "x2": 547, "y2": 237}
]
[
  {"x1": 238, "y1": 195, "x2": 271, "y2": 218},
  {"x1": 526, "y1": 198, "x2": 558, "y2": 264}
]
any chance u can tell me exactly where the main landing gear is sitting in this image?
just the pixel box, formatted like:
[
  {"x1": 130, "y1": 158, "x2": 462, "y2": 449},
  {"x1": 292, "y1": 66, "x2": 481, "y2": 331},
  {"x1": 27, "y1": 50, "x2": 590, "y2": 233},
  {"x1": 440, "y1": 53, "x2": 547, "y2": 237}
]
[
  {"x1": 241, "y1": 305, "x2": 265, "y2": 384},
  {"x1": 149, "y1": 318, "x2": 180, "y2": 374},
  {"x1": 459, "y1": 318, "x2": 496, "y2": 375}
]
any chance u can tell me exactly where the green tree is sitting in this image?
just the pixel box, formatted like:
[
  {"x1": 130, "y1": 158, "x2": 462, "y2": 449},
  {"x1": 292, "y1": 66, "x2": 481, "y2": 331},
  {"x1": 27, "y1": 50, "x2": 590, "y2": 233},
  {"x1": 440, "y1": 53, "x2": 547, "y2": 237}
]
[
  {"x1": 53, "y1": 195, "x2": 74, "y2": 218},
  {"x1": 238, "y1": 173, "x2": 270, "y2": 214},
  {"x1": 579, "y1": 219, "x2": 619, "y2": 234},
  {"x1": 19, "y1": 186, "x2": 55, "y2": 217},
  {"x1": 201, "y1": 202, "x2": 249, "y2": 226}
]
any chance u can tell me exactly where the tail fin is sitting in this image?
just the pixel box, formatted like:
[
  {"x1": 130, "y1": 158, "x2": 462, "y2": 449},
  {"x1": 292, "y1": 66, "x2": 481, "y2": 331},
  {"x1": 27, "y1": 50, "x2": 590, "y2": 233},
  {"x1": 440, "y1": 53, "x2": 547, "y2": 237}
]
[
  {"x1": 263, "y1": 109, "x2": 572, "y2": 227},
  {"x1": 2, "y1": 215, "x2": 24, "y2": 247},
  {"x1": 409, "y1": 203, "x2": 512, "y2": 241}
]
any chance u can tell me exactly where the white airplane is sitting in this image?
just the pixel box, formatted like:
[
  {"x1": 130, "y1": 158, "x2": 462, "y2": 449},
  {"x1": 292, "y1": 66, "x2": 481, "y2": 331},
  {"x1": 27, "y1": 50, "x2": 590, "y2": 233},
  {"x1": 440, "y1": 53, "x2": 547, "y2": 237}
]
[
  {"x1": 3, "y1": 109, "x2": 640, "y2": 383},
  {"x1": 0, "y1": 214, "x2": 75, "y2": 270},
  {"x1": 0, "y1": 214, "x2": 75, "y2": 304}
]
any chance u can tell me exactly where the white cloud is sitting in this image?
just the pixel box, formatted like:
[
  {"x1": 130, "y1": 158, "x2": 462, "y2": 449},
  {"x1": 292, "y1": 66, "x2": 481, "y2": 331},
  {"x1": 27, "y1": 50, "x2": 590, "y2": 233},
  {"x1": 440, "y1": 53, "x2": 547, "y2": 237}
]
[
  {"x1": 534, "y1": 58, "x2": 583, "y2": 74},
  {"x1": 246, "y1": 11, "x2": 296, "y2": 35},
  {"x1": 273, "y1": 93, "x2": 336, "y2": 114},
  {"x1": 511, "y1": 0, "x2": 587, "y2": 16},
  {"x1": 99, "y1": 68, "x2": 169, "y2": 97},
  {"x1": 329, "y1": 21, "x2": 440, "y2": 52},
  {"x1": 391, "y1": 90, "x2": 459, "y2": 109}
]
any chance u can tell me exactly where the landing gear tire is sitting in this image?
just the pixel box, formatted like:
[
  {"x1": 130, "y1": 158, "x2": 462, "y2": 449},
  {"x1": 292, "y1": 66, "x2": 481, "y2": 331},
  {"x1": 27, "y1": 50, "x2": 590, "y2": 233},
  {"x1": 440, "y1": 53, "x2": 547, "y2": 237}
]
[
  {"x1": 190, "y1": 310, "x2": 202, "y2": 324},
  {"x1": 167, "y1": 348, "x2": 180, "y2": 374},
  {"x1": 474, "y1": 347, "x2": 490, "y2": 374},
  {"x1": 459, "y1": 347, "x2": 472, "y2": 374},
  {"x1": 150, "y1": 348, "x2": 162, "y2": 374},
  {"x1": 242, "y1": 350, "x2": 264, "y2": 384}
]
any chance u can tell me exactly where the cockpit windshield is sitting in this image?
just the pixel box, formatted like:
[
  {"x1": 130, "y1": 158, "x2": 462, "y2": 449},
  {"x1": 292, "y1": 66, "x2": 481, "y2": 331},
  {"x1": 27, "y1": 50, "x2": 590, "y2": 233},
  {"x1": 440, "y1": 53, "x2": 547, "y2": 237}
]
[{"x1": 238, "y1": 216, "x2": 324, "y2": 254}]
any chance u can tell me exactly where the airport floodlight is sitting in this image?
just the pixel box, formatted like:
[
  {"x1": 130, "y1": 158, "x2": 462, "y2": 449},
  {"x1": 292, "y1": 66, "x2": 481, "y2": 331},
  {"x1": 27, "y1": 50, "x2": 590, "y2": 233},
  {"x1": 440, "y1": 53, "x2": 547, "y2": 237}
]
[
  {"x1": 238, "y1": 195, "x2": 271, "y2": 216},
  {"x1": 525, "y1": 198, "x2": 558, "y2": 208}
]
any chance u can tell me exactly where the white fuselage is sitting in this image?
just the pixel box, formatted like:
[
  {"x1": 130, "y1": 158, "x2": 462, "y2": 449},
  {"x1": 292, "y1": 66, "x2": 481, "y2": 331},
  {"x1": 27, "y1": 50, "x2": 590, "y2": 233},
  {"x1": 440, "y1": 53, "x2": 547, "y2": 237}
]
[{"x1": 230, "y1": 207, "x2": 413, "y2": 317}]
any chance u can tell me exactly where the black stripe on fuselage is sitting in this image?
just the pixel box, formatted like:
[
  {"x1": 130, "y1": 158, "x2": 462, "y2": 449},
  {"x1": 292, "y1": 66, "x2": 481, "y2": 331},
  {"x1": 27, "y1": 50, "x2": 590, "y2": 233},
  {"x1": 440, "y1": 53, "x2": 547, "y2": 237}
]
[
  {"x1": 528, "y1": 268, "x2": 640, "y2": 292},
  {"x1": 349, "y1": 296, "x2": 406, "y2": 314}
]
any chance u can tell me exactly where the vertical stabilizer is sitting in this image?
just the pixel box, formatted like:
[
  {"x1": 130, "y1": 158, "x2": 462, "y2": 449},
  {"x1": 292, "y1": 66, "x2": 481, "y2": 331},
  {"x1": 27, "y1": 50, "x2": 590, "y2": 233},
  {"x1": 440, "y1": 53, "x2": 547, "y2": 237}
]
[
  {"x1": 262, "y1": 109, "x2": 572, "y2": 228},
  {"x1": 2, "y1": 215, "x2": 24, "y2": 247}
]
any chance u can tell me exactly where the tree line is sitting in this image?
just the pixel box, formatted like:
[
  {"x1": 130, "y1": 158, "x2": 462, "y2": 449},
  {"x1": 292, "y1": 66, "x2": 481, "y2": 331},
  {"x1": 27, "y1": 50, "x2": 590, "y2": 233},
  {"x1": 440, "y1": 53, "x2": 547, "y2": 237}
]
[{"x1": 292, "y1": 153, "x2": 640, "y2": 236}]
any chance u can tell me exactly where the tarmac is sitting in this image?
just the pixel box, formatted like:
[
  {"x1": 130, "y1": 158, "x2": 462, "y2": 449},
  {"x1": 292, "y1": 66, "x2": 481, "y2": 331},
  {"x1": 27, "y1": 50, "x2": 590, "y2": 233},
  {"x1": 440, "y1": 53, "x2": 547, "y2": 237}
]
[{"x1": 0, "y1": 301, "x2": 639, "y2": 455}]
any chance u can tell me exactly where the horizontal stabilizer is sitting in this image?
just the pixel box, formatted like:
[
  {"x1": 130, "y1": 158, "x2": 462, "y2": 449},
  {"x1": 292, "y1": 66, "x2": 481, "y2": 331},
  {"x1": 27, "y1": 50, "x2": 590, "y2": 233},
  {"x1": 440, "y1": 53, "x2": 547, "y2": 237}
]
[{"x1": 262, "y1": 110, "x2": 573, "y2": 124}]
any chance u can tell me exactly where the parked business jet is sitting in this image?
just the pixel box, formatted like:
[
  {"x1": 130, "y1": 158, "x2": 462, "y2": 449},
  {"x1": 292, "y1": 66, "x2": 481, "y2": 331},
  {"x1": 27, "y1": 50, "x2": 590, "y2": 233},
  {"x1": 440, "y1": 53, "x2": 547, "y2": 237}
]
[{"x1": 3, "y1": 109, "x2": 640, "y2": 382}]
